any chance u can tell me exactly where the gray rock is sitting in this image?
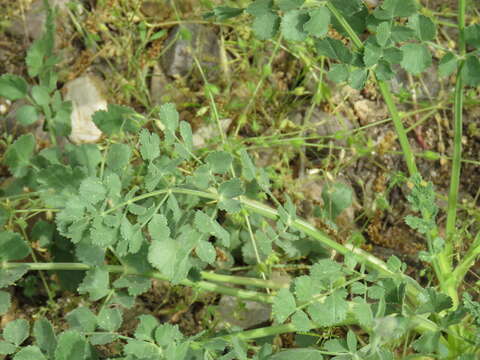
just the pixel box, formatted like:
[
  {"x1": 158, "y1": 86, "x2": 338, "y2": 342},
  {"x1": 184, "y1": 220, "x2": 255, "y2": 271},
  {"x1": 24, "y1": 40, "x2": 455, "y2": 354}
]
[
  {"x1": 192, "y1": 118, "x2": 232, "y2": 148},
  {"x1": 7, "y1": 0, "x2": 70, "y2": 41},
  {"x1": 390, "y1": 65, "x2": 441, "y2": 101},
  {"x1": 63, "y1": 74, "x2": 106, "y2": 144},
  {"x1": 217, "y1": 295, "x2": 271, "y2": 329},
  {"x1": 161, "y1": 24, "x2": 221, "y2": 81}
]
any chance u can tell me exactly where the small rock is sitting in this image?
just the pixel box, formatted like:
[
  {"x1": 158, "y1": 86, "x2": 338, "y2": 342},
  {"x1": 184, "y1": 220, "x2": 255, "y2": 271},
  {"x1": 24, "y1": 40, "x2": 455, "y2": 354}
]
[
  {"x1": 192, "y1": 118, "x2": 231, "y2": 148},
  {"x1": 63, "y1": 74, "x2": 105, "y2": 144},
  {"x1": 353, "y1": 99, "x2": 386, "y2": 125},
  {"x1": 7, "y1": 0, "x2": 70, "y2": 41},
  {"x1": 161, "y1": 24, "x2": 221, "y2": 81},
  {"x1": 217, "y1": 295, "x2": 271, "y2": 329}
]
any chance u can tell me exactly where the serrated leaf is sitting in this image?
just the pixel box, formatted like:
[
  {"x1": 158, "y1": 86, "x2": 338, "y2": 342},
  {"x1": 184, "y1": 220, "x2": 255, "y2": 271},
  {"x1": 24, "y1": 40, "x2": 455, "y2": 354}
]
[
  {"x1": 134, "y1": 315, "x2": 159, "y2": 341},
  {"x1": 417, "y1": 288, "x2": 452, "y2": 314},
  {"x1": 438, "y1": 52, "x2": 457, "y2": 78},
  {"x1": 308, "y1": 290, "x2": 348, "y2": 326},
  {"x1": 272, "y1": 288, "x2": 297, "y2": 323},
  {"x1": 124, "y1": 339, "x2": 158, "y2": 358},
  {"x1": 408, "y1": 14, "x2": 436, "y2": 41},
  {"x1": 212, "y1": 6, "x2": 244, "y2": 20},
  {"x1": 383, "y1": 47, "x2": 403, "y2": 64},
  {"x1": 0, "y1": 291, "x2": 11, "y2": 315},
  {"x1": 412, "y1": 331, "x2": 441, "y2": 353},
  {"x1": 327, "y1": 64, "x2": 349, "y2": 83},
  {"x1": 219, "y1": 178, "x2": 244, "y2": 199},
  {"x1": 269, "y1": 348, "x2": 324, "y2": 360},
  {"x1": 281, "y1": 10, "x2": 309, "y2": 42},
  {"x1": 33, "y1": 318, "x2": 56, "y2": 358},
  {"x1": 292, "y1": 310, "x2": 314, "y2": 331},
  {"x1": 0, "y1": 266, "x2": 29, "y2": 288},
  {"x1": 304, "y1": 7, "x2": 330, "y2": 38},
  {"x1": 400, "y1": 43, "x2": 432, "y2": 75},
  {"x1": 0, "y1": 74, "x2": 28, "y2": 100},
  {"x1": 0, "y1": 341, "x2": 17, "y2": 355},
  {"x1": 0, "y1": 231, "x2": 30, "y2": 262},
  {"x1": 113, "y1": 275, "x2": 151, "y2": 296},
  {"x1": 239, "y1": 149, "x2": 256, "y2": 181},
  {"x1": 294, "y1": 275, "x2": 318, "y2": 302},
  {"x1": 92, "y1": 104, "x2": 137, "y2": 136},
  {"x1": 376, "y1": 21, "x2": 391, "y2": 47},
  {"x1": 3, "y1": 319, "x2": 29, "y2": 346},
  {"x1": 333, "y1": 0, "x2": 363, "y2": 17},
  {"x1": 352, "y1": 298, "x2": 374, "y2": 328},
  {"x1": 364, "y1": 40, "x2": 382, "y2": 67},
  {"x1": 159, "y1": 103, "x2": 179, "y2": 133},
  {"x1": 196, "y1": 240, "x2": 216, "y2": 264},
  {"x1": 206, "y1": 151, "x2": 232, "y2": 174},
  {"x1": 76, "y1": 239, "x2": 105, "y2": 266},
  {"x1": 374, "y1": 0, "x2": 418, "y2": 19},
  {"x1": 14, "y1": 345, "x2": 46, "y2": 360},
  {"x1": 466, "y1": 24, "x2": 480, "y2": 48},
  {"x1": 391, "y1": 25, "x2": 416, "y2": 42},
  {"x1": 54, "y1": 331, "x2": 87, "y2": 360},
  {"x1": 246, "y1": 0, "x2": 273, "y2": 17},
  {"x1": 90, "y1": 333, "x2": 119, "y2": 345},
  {"x1": 252, "y1": 12, "x2": 280, "y2": 40},
  {"x1": 31, "y1": 85, "x2": 50, "y2": 106},
  {"x1": 463, "y1": 55, "x2": 480, "y2": 87},
  {"x1": 148, "y1": 214, "x2": 170, "y2": 240},
  {"x1": 78, "y1": 267, "x2": 109, "y2": 301},
  {"x1": 66, "y1": 307, "x2": 97, "y2": 332},
  {"x1": 106, "y1": 143, "x2": 131, "y2": 173},
  {"x1": 4, "y1": 134, "x2": 36, "y2": 178},
  {"x1": 179, "y1": 121, "x2": 193, "y2": 152},
  {"x1": 348, "y1": 68, "x2": 368, "y2": 89},
  {"x1": 375, "y1": 61, "x2": 395, "y2": 80},
  {"x1": 139, "y1": 129, "x2": 161, "y2": 161},
  {"x1": 79, "y1": 177, "x2": 106, "y2": 205},
  {"x1": 315, "y1": 38, "x2": 352, "y2": 63},
  {"x1": 98, "y1": 308, "x2": 123, "y2": 332},
  {"x1": 16, "y1": 105, "x2": 39, "y2": 126},
  {"x1": 148, "y1": 238, "x2": 178, "y2": 280},
  {"x1": 155, "y1": 323, "x2": 184, "y2": 346}
]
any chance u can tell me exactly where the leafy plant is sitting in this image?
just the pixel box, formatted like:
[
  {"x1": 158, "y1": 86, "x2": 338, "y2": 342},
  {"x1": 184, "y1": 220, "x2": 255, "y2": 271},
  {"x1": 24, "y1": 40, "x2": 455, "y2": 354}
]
[{"x1": 0, "y1": 0, "x2": 480, "y2": 359}]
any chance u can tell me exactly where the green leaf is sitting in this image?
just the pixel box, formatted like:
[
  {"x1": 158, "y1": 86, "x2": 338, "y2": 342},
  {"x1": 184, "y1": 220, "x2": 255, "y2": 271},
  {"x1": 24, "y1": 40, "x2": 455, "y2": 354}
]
[
  {"x1": 348, "y1": 68, "x2": 368, "y2": 89},
  {"x1": 383, "y1": 47, "x2": 403, "y2": 64},
  {"x1": 98, "y1": 308, "x2": 123, "y2": 332},
  {"x1": 376, "y1": 21, "x2": 391, "y2": 47},
  {"x1": 0, "y1": 231, "x2": 30, "y2": 261},
  {"x1": 159, "y1": 103, "x2": 179, "y2": 133},
  {"x1": 16, "y1": 105, "x2": 39, "y2": 126},
  {"x1": 327, "y1": 64, "x2": 349, "y2": 83},
  {"x1": 322, "y1": 182, "x2": 353, "y2": 219},
  {"x1": 106, "y1": 143, "x2": 131, "y2": 172},
  {"x1": 240, "y1": 149, "x2": 256, "y2": 181},
  {"x1": 154, "y1": 323, "x2": 184, "y2": 346},
  {"x1": 148, "y1": 238, "x2": 179, "y2": 280},
  {"x1": 391, "y1": 25, "x2": 416, "y2": 42},
  {"x1": 0, "y1": 290, "x2": 11, "y2": 315},
  {"x1": 4, "y1": 134, "x2": 36, "y2": 178},
  {"x1": 269, "y1": 349, "x2": 324, "y2": 360},
  {"x1": 408, "y1": 14, "x2": 436, "y2": 41},
  {"x1": 294, "y1": 275, "x2": 318, "y2": 302},
  {"x1": 281, "y1": 10, "x2": 309, "y2": 42},
  {"x1": 90, "y1": 217, "x2": 116, "y2": 247},
  {"x1": 463, "y1": 55, "x2": 480, "y2": 87},
  {"x1": 219, "y1": 178, "x2": 244, "y2": 198},
  {"x1": 206, "y1": 151, "x2": 232, "y2": 174},
  {"x1": 196, "y1": 240, "x2": 216, "y2": 264},
  {"x1": 179, "y1": 121, "x2": 193, "y2": 152},
  {"x1": 292, "y1": 310, "x2": 314, "y2": 332},
  {"x1": 246, "y1": 0, "x2": 273, "y2": 17},
  {"x1": 0, "y1": 266, "x2": 29, "y2": 288},
  {"x1": 375, "y1": 61, "x2": 395, "y2": 81},
  {"x1": 212, "y1": 6, "x2": 244, "y2": 20},
  {"x1": 79, "y1": 177, "x2": 106, "y2": 205},
  {"x1": 3, "y1": 319, "x2": 30, "y2": 346},
  {"x1": 148, "y1": 214, "x2": 170, "y2": 240},
  {"x1": 113, "y1": 275, "x2": 151, "y2": 296},
  {"x1": 374, "y1": 0, "x2": 418, "y2": 19},
  {"x1": 134, "y1": 315, "x2": 159, "y2": 341},
  {"x1": 54, "y1": 331, "x2": 87, "y2": 360},
  {"x1": 14, "y1": 345, "x2": 46, "y2": 360},
  {"x1": 31, "y1": 85, "x2": 50, "y2": 107},
  {"x1": 333, "y1": 0, "x2": 363, "y2": 17},
  {"x1": 92, "y1": 104, "x2": 137, "y2": 135},
  {"x1": 277, "y1": 0, "x2": 304, "y2": 11},
  {"x1": 78, "y1": 267, "x2": 110, "y2": 301},
  {"x1": 124, "y1": 339, "x2": 158, "y2": 358},
  {"x1": 0, "y1": 74, "x2": 28, "y2": 100},
  {"x1": 52, "y1": 100, "x2": 72, "y2": 136},
  {"x1": 400, "y1": 43, "x2": 432, "y2": 75},
  {"x1": 352, "y1": 298, "x2": 374, "y2": 328},
  {"x1": 346, "y1": 329, "x2": 358, "y2": 352},
  {"x1": 139, "y1": 129, "x2": 161, "y2": 161},
  {"x1": 66, "y1": 307, "x2": 97, "y2": 332},
  {"x1": 90, "y1": 333, "x2": 119, "y2": 345},
  {"x1": 412, "y1": 331, "x2": 441, "y2": 353},
  {"x1": 304, "y1": 7, "x2": 330, "y2": 38},
  {"x1": 465, "y1": 24, "x2": 480, "y2": 48},
  {"x1": 308, "y1": 290, "x2": 348, "y2": 326},
  {"x1": 0, "y1": 341, "x2": 17, "y2": 355},
  {"x1": 315, "y1": 38, "x2": 352, "y2": 63},
  {"x1": 417, "y1": 288, "x2": 452, "y2": 314},
  {"x1": 252, "y1": 12, "x2": 280, "y2": 40},
  {"x1": 272, "y1": 288, "x2": 297, "y2": 323},
  {"x1": 438, "y1": 52, "x2": 457, "y2": 78},
  {"x1": 33, "y1": 318, "x2": 56, "y2": 358}
]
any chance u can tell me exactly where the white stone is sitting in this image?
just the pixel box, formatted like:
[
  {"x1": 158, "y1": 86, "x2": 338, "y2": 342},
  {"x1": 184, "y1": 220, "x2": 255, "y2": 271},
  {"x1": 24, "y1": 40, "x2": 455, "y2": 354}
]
[{"x1": 63, "y1": 75, "x2": 105, "y2": 144}]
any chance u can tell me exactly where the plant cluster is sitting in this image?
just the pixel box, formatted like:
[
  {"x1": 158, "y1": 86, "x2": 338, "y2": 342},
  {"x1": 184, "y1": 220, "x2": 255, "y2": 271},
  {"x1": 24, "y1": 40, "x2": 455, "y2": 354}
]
[{"x1": 0, "y1": 0, "x2": 479, "y2": 359}]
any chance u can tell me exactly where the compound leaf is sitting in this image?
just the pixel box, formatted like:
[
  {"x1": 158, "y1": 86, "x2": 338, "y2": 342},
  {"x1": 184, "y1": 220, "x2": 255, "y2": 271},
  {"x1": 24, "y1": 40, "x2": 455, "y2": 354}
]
[
  {"x1": 281, "y1": 10, "x2": 309, "y2": 41},
  {"x1": 400, "y1": 43, "x2": 432, "y2": 75},
  {"x1": 139, "y1": 129, "x2": 161, "y2": 161},
  {"x1": 4, "y1": 134, "x2": 36, "y2": 178},
  {"x1": 272, "y1": 288, "x2": 297, "y2": 323}
]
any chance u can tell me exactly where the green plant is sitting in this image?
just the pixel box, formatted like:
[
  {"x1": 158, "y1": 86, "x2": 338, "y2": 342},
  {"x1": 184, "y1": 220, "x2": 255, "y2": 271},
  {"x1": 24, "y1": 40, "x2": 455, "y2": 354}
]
[{"x1": 0, "y1": 0, "x2": 480, "y2": 359}]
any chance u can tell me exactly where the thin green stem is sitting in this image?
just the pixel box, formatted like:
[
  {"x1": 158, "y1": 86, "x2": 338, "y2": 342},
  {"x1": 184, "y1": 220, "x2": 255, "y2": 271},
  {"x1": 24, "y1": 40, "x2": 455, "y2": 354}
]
[{"x1": 452, "y1": 231, "x2": 480, "y2": 288}]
